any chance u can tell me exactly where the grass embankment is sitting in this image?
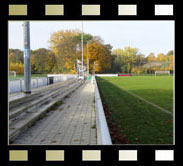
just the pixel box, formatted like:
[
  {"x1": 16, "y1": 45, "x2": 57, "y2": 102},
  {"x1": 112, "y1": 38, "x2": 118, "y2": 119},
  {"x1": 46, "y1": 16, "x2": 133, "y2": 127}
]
[{"x1": 96, "y1": 76, "x2": 173, "y2": 144}]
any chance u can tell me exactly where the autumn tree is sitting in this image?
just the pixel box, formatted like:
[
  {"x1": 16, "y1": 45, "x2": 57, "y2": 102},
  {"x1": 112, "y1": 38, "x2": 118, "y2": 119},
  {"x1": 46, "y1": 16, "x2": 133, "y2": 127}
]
[
  {"x1": 49, "y1": 29, "x2": 112, "y2": 73},
  {"x1": 83, "y1": 41, "x2": 113, "y2": 73},
  {"x1": 112, "y1": 47, "x2": 139, "y2": 73},
  {"x1": 49, "y1": 30, "x2": 82, "y2": 73},
  {"x1": 9, "y1": 49, "x2": 24, "y2": 64},
  {"x1": 9, "y1": 49, "x2": 24, "y2": 74},
  {"x1": 9, "y1": 63, "x2": 24, "y2": 75},
  {"x1": 31, "y1": 48, "x2": 56, "y2": 73},
  {"x1": 167, "y1": 50, "x2": 174, "y2": 56},
  {"x1": 147, "y1": 53, "x2": 156, "y2": 62}
]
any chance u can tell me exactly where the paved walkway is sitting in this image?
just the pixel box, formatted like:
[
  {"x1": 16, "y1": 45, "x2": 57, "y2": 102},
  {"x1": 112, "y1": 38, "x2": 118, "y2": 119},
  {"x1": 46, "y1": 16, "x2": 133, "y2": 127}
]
[{"x1": 13, "y1": 81, "x2": 97, "y2": 145}]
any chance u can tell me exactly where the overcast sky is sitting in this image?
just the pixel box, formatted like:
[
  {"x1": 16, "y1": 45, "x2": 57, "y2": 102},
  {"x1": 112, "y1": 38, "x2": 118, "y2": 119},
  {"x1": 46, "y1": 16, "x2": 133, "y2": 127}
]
[{"x1": 8, "y1": 21, "x2": 174, "y2": 56}]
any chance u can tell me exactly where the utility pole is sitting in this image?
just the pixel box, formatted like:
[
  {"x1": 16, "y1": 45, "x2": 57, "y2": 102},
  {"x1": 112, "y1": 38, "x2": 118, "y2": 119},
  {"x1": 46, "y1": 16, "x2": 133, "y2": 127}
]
[
  {"x1": 93, "y1": 61, "x2": 96, "y2": 76},
  {"x1": 91, "y1": 61, "x2": 96, "y2": 84},
  {"x1": 81, "y1": 21, "x2": 84, "y2": 78},
  {"x1": 23, "y1": 21, "x2": 31, "y2": 93},
  {"x1": 87, "y1": 41, "x2": 89, "y2": 76}
]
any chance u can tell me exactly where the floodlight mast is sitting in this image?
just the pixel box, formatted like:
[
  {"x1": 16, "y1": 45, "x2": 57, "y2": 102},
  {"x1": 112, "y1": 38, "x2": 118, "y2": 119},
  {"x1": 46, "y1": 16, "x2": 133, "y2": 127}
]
[
  {"x1": 87, "y1": 41, "x2": 89, "y2": 76},
  {"x1": 23, "y1": 21, "x2": 31, "y2": 93},
  {"x1": 81, "y1": 21, "x2": 84, "y2": 78},
  {"x1": 93, "y1": 61, "x2": 96, "y2": 76}
]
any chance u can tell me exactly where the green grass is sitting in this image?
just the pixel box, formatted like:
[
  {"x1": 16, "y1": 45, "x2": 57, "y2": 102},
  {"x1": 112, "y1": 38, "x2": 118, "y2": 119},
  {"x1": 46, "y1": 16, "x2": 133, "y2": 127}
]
[
  {"x1": 48, "y1": 100, "x2": 63, "y2": 111},
  {"x1": 96, "y1": 76, "x2": 173, "y2": 144},
  {"x1": 91, "y1": 124, "x2": 96, "y2": 129},
  {"x1": 9, "y1": 74, "x2": 48, "y2": 80}
]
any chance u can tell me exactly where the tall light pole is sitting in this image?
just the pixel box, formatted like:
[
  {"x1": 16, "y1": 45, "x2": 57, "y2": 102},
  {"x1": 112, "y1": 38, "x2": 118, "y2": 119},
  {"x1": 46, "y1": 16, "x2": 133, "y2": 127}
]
[
  {"x1": 23, "y1": 21, "x2": 31, "y2": 93},
  {"x1": 87, "y1": 41, "x2": 89, "y2": 76},
  {"x1": 93, "y1": 61, "x2": 96, "y2": 76},
  {"x1": 81, "y1": 21, "x2": 84, "y2": 78}
]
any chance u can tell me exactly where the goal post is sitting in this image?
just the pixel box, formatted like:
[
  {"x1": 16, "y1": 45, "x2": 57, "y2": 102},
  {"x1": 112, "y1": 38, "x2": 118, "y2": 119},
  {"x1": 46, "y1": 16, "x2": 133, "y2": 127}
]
[
  {"x1": 155, "y1": 71, "x2": 170, "y2": 76},
  {"x1": 9, "y1": 71, "x2": 16, "y2": 77}
]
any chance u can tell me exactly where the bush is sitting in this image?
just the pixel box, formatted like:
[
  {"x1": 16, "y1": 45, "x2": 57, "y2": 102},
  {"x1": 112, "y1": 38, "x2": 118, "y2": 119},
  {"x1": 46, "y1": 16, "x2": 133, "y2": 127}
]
[{"x1": 9, "y1": 63, "x2": 24, "y2": 75}]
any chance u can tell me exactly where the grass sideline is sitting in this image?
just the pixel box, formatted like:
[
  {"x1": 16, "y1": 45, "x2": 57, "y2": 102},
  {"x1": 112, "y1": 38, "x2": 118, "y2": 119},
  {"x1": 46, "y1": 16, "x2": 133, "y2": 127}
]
[{"x1": 96, "y1": 76, "x2": 173, "y2": 144}]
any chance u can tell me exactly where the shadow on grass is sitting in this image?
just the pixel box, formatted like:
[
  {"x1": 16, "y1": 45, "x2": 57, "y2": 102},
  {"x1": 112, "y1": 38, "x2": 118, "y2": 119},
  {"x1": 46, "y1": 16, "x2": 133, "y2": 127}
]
[{"x1": 96, "y1": 77, "x2": 173, "y2": 145}]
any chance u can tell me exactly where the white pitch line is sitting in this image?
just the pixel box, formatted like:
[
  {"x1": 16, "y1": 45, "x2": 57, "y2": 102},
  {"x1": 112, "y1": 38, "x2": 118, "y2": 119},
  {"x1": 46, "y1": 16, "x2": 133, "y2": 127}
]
[{"x1": 117, "y1": 85, "x2": 173, "y2": 116}]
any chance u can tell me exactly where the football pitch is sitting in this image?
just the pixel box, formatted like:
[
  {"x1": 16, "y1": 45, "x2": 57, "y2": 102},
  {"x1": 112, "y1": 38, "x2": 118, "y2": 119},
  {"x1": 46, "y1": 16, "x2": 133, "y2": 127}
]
[{"x1": 96, "y1": 76, "x2": 174, "y2": 144}]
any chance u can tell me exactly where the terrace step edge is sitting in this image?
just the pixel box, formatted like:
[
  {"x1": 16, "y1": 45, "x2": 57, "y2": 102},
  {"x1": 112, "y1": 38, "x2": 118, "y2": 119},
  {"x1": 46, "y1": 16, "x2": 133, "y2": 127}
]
[{"x1": 9, "y1": 80, "x2": 84, "y2": 143}]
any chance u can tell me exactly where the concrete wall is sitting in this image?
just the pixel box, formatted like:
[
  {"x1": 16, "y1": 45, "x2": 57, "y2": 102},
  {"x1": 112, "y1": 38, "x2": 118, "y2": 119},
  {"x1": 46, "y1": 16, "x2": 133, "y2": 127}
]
[
  {"x1": 95, "y1": 74, "x2": 118, "y2": 77},
  {"x1": 9, "y1": 75, "x2": 77, "y2": 94},
  {"x1": 94, "y1": 76, "x2": 112, "y2": 145}
]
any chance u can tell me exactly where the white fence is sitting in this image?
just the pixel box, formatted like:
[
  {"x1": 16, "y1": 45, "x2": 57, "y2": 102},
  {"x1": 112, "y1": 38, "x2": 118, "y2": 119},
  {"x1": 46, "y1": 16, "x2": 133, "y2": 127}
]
[
  {"x1": 48, "y1": 74, "x2": 77, "y2": 83},
  {"x1": 95, "y1": 74, "x2": 118, "y2": 77},
  {"x1": 9, "y1": 75, "x2": 77, "y2": 94}
]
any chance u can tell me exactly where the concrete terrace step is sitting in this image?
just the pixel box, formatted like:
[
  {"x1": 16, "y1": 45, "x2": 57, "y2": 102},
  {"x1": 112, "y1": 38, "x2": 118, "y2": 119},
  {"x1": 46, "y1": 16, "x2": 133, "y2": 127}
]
[
  {"x1": 9, "y1": 81, "x2": 76, "y2": 120},
  {"x1": 11, "y1": 82, "x2": 97, "y2": 145},
  {"x1": 9, "y1": 80, "x2": 84, "y2": 143},
  {"x1": 9, "y1": 79, "x2": 77, "y2": 108}
]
